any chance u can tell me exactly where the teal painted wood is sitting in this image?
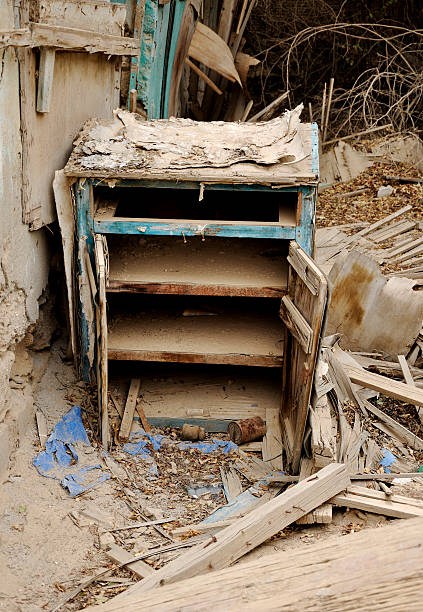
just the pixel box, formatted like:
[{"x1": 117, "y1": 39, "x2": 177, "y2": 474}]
[
  {"x1": 162, "y1": 0, "x2": 186, "y2": 117},
  {"x1": 94, "y1": 218, "x2": 297, "y2": 239},
  {"x1": 92, "y1": 178, "x2": 299, "y2": 193},
  {"x1": 295, "y1": 185, "x2": 316, "y2": 255},
  {"x1": 74, "y1": 181, "x2": 95, "y2": 382},
  {"x1": 134, "y1": 416, "x2": 229, "y2": 432},
  {"x1": 137, "y1": 0, "x2": 171, "y2": 118}
]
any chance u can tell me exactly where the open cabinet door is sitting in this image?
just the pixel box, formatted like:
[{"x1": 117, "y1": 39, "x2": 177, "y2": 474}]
[
  {"x1": 94, "y1": 235, "x2": 109, "y2": 449},
  {"x1": 280, "y1": 241, "x2": 329, "y2": 473}
]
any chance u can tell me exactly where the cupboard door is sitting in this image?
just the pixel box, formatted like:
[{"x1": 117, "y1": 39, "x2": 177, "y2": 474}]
[{"x1": 280, "y1": 241, "x2": 328, "y2": 472}]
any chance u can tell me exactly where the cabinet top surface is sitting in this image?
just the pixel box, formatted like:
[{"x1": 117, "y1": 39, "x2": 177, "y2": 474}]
[{"x1": 65, "y1": 106, "x2": 319, "y2": 186}]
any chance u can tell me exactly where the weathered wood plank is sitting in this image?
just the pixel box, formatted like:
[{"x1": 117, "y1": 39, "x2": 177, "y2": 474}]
[
  {"x1": 280, "y1": 295, "x2": 313, "y2": 354},
  {"x1": 345, "y1": 365, "x2": 423, "y2": 408},
  {"x1": 105, "y1": 543, "x2": 155, "y2": 579},
  {"x1": 0, "y1": 23, "x2": 139, "y2": 55},
  {"x1": 36, "y1": 47, "x2": 55, "y2": 113},
  {"x1": 112, "y1": 463, "x2": 349, "y2": 595},
  {"x1": 119, "y1": 379, "x2": 140, "y2": 442},
  {"x1": 84, "y1": 516, "x2": 423, "y2": 612}
]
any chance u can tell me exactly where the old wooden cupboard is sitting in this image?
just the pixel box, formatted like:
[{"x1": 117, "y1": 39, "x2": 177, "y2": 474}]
[{"x1": 64, "y1": 111, "x2": 327, "y2": 472}]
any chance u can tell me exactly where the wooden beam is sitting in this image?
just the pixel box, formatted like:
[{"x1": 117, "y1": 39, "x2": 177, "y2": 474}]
[
  {"x1": 280, "y1": 295, "x2": 313, "y2": 354},
  {"x1": 119, "y1": 379, "x2": 140, "y2": 442},
  {"x1": 0, "y1": 23, "x2": 139, "y2": 55},
  {"x1": 84, "y1": 516, "x2": 423, "y2": 612},
  {"x1": 345, "y1": 364, "x2": 423, "y2": 408},
  {"x1": 36, "y1": 47, "x2": 55, "y2": 113},
  {"x1": 351, "y1": 205, "x2": 412, "y2": 239},
  {"x1": 105, "y1": 544, "x2": 155, "y2": 579},
  {"x1": 332, "y1": 485, "x2": 423, "y2": 519},
  {"x1": 111, "y1": 464, "x2": 349, "y2": 596}
]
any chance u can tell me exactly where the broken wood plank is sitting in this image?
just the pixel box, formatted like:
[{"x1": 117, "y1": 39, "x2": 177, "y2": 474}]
[
  {"x1": 77, "y1": 516, "x2": 423, "y2": 612},
  {"x1": 248, "y1": 91, "x2": 290, "y2": 123},
  {"x1": 296, "y1": 503, "x2": 332, "y2": 525},
  {"x1": 188, "y1": 22, "x2": 241, "y2": 85},
  {"x1": 36, "y1": 47, "x2": 55, "y2": 113},
  {"x1": 280, "y1": 295, "x2": 313, "y2": 354},
  {"x1": 342, "y1": 484, "x2": 423, "y2": 509},
  {"x1": 382, "y1": 237, "x2": 423, "y2": 260},
  {"x1": 383, "y1": 175, "x2": 423, "y2": 184},
  {"x1": 344, "y1": 365, "x2": 423, "y2": 409},
  {"x1": 109, "y1": 519, "x2": 177, "y2": 532},
  {"x1": 35, "y1": 410, "x2": 48, "y2": 448},
  {"x1": 105, "y1": 544, "x2": 156, "y2": 579},
  {"x1": 220, "y1": 466, "x2": 243, "y2": 502},
  {"x1": 391, "y1": 243, "x2": 423, "y2": 264},
  {"x1": 119, "y1": 379, "x2": 140, "y2": 442},
  {"x1": 185, "y1": 58, "x2": 223, "y2": 95},
  {"x1": 351, "y1": 204, "x2": 412, "y2": 239},
  {"x1": 113, "y1": 464, "x2": 349, "y2": 595},
  {"x1": 398, "y1": 354, "x2": 423, "y2": 424},
  {"x1": 310, "y1": 396, "x2": 336, "y2": 467},
  {"x1": 370, "y1": 220, "x2": 416, "y2": 243},
  {"x1": 262, "y1": 408, "x2": 283, "y2": 471},
  {"x1": 331, "y1": 487, "x2": 423, "y2": 519},
  {"x1": 135, "y1": 397, "x2": 151, "y2": 433},
  {"x1": 351, "y1": 472, "x2": 423, "y2": 481},
  {"x1": 0, "y1": 23, "x2": 139, "y2": 55}
]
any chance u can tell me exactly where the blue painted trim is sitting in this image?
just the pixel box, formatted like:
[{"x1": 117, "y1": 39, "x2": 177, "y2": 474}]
[
  {"x1": 92, "y1": 178, "x2": 300, "y2": 192},
  {"x1": 94, "y1": 218, "x2": 298, "y2": 239},
  {"x1": 311, "y1": 122, "x2": 319, "y2": 177},
  {"x1": 74, "y1": 182, "x2": 95, "y2": 382},
  {"x1": 162, "y1": 0, "x2": 186, "y2": 117},
  {"x1": 134, "y1": 416, "x2": 229, "y2": 432},
  {"x1": 295, "y1": 185, "x2": 316, "y2": 255}
]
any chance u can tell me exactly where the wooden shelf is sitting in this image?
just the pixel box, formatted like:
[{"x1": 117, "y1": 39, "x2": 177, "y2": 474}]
[
  {"x1": 108, "y1": 306, "x2": 284, "y2": 367},
  {"x1": 107, "y1": 236, "x2": 288, "y2": 298},
  {"x1": 109, "y1": 365, "x2": 281, "y2": 431}
]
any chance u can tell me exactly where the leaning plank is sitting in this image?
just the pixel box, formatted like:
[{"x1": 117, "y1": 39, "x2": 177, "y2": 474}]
[
  {"x1": 136, "y1": 397, "x2": 151, "y2": 433},
  {"x1": 262, "y1": 408, "x2": 283, "y2": 470},
  {"x1": 85, "y1": 516, "x2": 423, "y2": 612},
  {"x1": 35, "y1": 410, "x2": 48, "y2": 448},
  {"x1": 36, "y1": 47, "x2": 55, "y2": 113},
  {"x1": 344, "y1": 365, "x2": 423, "y2": 408},
  {"x1": 280, "y1": 295, "x2": 313, "y2": 354},
  {"x1": 113, "y1": 463, "x2": 349, "y2": 595},
  {"x1": 331, "y1": 489, "x2": 423, "y2": 519},
  {"x1": 220, "y1": 466, "x2": 243, "y2": 502},
  {"x1": 351, "y1": 204, "x2": 412, "y2": 239},
  {"x1": 119, "y1": 379, "x2": 140, "y2": 442},
  {"x1": 105, "y1": 544, "x2": 155, "y2": 579},
  {"x1": 398, "y1": 354, "x2": 423, "y2": 424},
  {"x1": 0, "y1": 23, "x2": 139, "y2": 55}
]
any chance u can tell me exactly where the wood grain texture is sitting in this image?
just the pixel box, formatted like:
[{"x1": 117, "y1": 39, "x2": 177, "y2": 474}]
[
  {"x1": 105, "y1": 543, "x2": 154, "y2": 579},
  {"x1": 0, "y1": 23, "x2": 139, "y2": 54},
  {"x1": 119, "y1": 379, "x2": 140, "y2": 442},
  {"x1": 85, "y1": 515, "x2": 423, "y2": 612},
  {"x1": 108, "y1": 463, "x2": 349, "y2": 597},
  {"x1": 280, "y1": 295, "x2": 313, "y2": 354},
  {"x1": 345, "y1": 365, "x2": 423, "y2": 407},
  {"x1": 281, "y1": 241, "x2": 328, "y2": 472}
]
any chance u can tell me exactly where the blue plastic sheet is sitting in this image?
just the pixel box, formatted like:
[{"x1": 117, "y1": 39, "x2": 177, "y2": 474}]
[
  {"x1": 177, "y1": 439, "x2": 238, "y2": 455},
  {"x1": 380, "y1": 448, "x2": 397, "y2": 473},
  {"x1": 33, "y1": 406, "x2": 110, "y2": 496}
]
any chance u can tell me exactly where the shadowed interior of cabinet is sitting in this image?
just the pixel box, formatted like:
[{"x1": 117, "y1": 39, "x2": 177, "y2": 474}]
[
  {"x1": 94, "y1": 186, "x2": 298, "y2": 225},
  {"x1": 108, "y1": 362, "x2": 282, "y2": 430}
]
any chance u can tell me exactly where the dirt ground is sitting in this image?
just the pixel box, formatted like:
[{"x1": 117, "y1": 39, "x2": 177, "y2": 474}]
[{"x1": 1, "y1": 337, "x2": 422, "y2": 611}]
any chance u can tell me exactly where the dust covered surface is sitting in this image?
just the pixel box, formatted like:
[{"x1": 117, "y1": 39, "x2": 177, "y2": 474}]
[{"x1": 317, "y1": 161, "x2": 423, "y2": 228}]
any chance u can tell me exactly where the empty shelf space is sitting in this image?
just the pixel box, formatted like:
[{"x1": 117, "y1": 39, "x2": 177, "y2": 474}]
[
  {"x1": 106, "y1": 236, "x2": 288, "y2": 297},
  {"x1": 109, "y1": 364, "x2": 282, "y2": 430},
  {"x1": 107, "y1": 297, "x2": 284, "y2": 367},
  {"x1": 94, "y1": 185, "x2": 298, "y2": 225}
]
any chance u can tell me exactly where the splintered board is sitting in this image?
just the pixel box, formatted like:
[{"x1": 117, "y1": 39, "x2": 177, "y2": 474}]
[
  {"x1": 107, "y1": 297, "x2": 284, "y2": 367},
  {"x1": 109, "y1": 364, "x2": 282, "y2": 430},
  {"x1": 106, "y1": 236, "x2": 288, "y2": 298}
]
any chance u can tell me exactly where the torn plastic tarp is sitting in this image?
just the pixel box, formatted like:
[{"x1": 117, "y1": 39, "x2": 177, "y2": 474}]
[
  {"x1": 33, "y1": 406, "x2": 110, "y2": 496},
  {"x1": 123, "y1": 430, "x2": 237, "y2": 457},
  {"x1": 380, "y1": 448, "x2": 397, "y2": 473}
]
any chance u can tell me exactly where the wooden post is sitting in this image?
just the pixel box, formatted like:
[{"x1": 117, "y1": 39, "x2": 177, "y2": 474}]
[{"x1": 36, "y1": 47, "x2": 56, "y2": 113}]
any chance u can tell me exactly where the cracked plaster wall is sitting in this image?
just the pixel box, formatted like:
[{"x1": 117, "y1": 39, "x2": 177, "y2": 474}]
[{"x1": 0, "y1": 2, "x2": 50, "y2": 421}]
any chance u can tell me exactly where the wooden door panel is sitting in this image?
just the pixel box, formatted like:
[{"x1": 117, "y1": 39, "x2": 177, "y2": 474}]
[{"x1": 280, "y1": 241, "x2": 328, "y2": 472}]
